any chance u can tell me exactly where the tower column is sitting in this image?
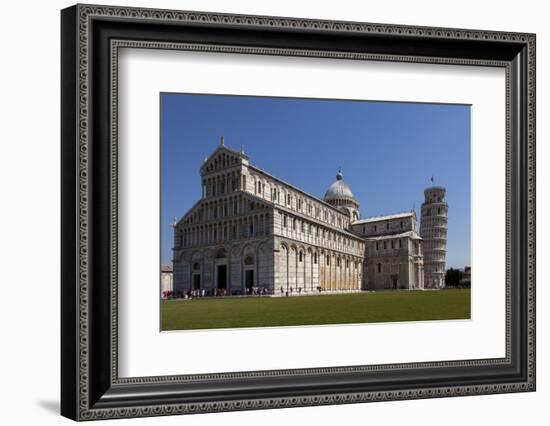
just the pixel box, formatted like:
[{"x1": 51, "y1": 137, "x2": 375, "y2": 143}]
[{"x1": 420, "y1": 185, "x2": 448, "y2": 289}]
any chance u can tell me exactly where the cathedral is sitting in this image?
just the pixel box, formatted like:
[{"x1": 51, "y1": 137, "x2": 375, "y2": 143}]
[{"x1": 172, "y1": 139, "x2": 448, "y2": 296}]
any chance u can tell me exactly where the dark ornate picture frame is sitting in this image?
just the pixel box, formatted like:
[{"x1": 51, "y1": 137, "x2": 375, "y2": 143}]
[{"x1": 61, "y1": 4, "x2": 536, "y2": 421}]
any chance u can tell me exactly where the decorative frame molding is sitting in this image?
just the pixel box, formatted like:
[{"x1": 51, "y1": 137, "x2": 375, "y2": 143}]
[{"x1": 61, "y1": 4, "x2": 535, "y2": 421}]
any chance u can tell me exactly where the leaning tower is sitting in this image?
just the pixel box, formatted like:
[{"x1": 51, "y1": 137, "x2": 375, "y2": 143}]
[{"x1": 420, "y1": 185, "x2": 448, "y2": 289}]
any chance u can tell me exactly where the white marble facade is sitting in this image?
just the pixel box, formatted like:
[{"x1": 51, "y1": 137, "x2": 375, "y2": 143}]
[{"x1": 172, "y1": 140, "x2": 446, "y2": 295}]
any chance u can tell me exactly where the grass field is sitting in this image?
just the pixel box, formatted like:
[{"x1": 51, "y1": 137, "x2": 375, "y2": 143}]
[{"x1": 161, "y1": 289, "x2": 470, "y2": 331}]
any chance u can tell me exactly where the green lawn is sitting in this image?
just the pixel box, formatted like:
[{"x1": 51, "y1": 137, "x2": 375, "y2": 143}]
[{"x1": 161, "y1": 289, "x2": 470, "y2": 331}]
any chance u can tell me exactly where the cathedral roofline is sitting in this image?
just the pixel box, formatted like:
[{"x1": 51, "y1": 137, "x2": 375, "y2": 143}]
[
  {"x1": 210, "y1": 144, "x2": 249, "y2": 160},
  {"x1": 199, "y1": 144, "x2": 249, "y2": 175},
  {"x1": 174, "y1": 198, "x2": 202, "y2": 227},
  {"x1": 365, "y1": 230, "x2": 422, "y2": 241},
  {"x1": 273, "y1": 203, "x2": 366, "y2": 242},
  {"x1": 248, "y1": 164, "x2": 351, "y2": 220},
  {"x1": 355, "y1": 211, "x2": 415, "y2": 224},
  {"x1": 175, "y1": 190, "x2": 274, "y2": 227}
]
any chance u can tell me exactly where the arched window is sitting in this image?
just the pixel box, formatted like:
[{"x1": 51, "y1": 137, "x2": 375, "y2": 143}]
[
  {"x1": 377, "y1": 263, "x2": 382, "y2": 273},
  {"x1": 299, "y1": 252, "x2": 303, "y2": 262},
  {"x1": 215, "y1": 248, "x2": 226, "y2": 258},
  {"x1": 314, "y1": 253, "x2": 318, "y2": 264},
  {"x1": 326, "y1": 255, "x2": 330, "y2": 265},
  {"x1": 244, "y1": 255, "x2": 254, "y2": 265},
  {"x1": 193, "y1": 262, "x2": 200, "y2": 271}
]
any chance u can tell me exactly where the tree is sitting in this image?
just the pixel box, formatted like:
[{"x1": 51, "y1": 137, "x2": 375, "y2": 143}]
[{"x1": 445, "y1": 268, "x2": 463, "y2": 287}]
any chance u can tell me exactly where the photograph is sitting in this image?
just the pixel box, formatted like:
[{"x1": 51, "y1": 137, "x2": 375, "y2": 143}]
[
  {"x1": 58, "y1": 3, "x2": 536, "y2": 420},
  {"x1": 160, "y1": 93, "x2": 472, "y2": 331}
]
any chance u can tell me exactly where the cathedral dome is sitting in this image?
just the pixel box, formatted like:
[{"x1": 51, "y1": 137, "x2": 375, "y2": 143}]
[{"x1": 324, "y1": 171, "x2": 357, "y2": 202}]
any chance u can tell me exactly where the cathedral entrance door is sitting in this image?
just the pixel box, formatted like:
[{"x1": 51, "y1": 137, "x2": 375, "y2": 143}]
[
  {"x1": 245, "y1": 270, "x2": 254, "y2": 291},
  {"x1": 192, "y1": 274, "x2": 201, "y2": 290},
  {"x1": 391, "y1": 275, "x2": 398, "y2": 290},
  {"x1": 216, "y1": 264, "x2": 227, "y2": 290}
]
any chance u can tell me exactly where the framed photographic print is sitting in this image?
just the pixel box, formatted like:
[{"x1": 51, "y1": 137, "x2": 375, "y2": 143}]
[{"x1": 61, "y1": 4, "x2": 536, "y2": 421}]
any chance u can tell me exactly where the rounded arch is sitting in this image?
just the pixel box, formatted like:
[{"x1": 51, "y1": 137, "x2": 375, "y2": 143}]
[
  {"x1": 241, "y1": 242, "x2": 258, "y2": 257},
  {"x1": 241, "y1": 243, "x2": 258, "y2": 293},
  {"x1": 215, "y1": 247, "x2": 227, "y2": 259},
  {"x1": 278, "y1": 241, "x2": 289, "y2": 294},
  {"x1": 287, "y1": 245, "x2": 297, "y2": 292},
  {"x1": 190, "y1": 250, "x2": 203, "y2": 261},
  {"x1": 189, "y1": 251, "x2": 204, "y2": 291}
]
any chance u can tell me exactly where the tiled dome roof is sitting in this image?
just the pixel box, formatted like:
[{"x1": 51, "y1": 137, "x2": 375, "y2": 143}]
[{"x1": 324, "y1": 171, "x2": 357, "y2": 202}]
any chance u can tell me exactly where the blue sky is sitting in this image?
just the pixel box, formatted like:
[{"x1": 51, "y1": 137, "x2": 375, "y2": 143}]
[{"x1": 161, "y1": 93, "x2": 471, "y2": 269}]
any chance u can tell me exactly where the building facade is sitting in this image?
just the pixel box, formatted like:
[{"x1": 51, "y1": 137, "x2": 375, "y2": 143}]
[
  {"x1": 160, "y1": 265, "x2": 173, "y2": 297},
  {"x1": 351, "y1": 212, "x2": 424, "y2": 290},
  {"x1": 173, "y1": 140, "x2": 444, "y2": 295}
]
